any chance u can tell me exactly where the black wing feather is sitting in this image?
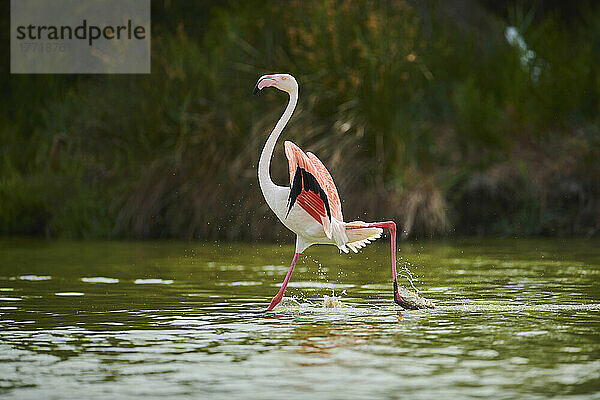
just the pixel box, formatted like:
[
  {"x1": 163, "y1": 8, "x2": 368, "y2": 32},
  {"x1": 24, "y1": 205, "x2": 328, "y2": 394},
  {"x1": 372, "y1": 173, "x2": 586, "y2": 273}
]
[{"x1": 286, "y1": 163, "x2": 332, "y2": 219}]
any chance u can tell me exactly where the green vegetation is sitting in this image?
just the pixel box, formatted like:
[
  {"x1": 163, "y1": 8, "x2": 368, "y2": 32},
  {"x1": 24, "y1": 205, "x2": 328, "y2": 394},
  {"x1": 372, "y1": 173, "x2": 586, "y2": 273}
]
[{"x1": 1, "y1": 1, "x2": 599, "y2": 240}]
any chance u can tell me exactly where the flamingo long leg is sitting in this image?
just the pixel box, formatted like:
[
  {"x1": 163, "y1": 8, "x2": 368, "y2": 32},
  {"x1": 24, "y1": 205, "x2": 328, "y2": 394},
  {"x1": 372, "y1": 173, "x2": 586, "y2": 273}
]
[
  {"x1": 361, "y1": 221, "x2": 419, "y2": 309},
  {"x1": 266, "y1": 252, "x2": 300, "y2": 311}
]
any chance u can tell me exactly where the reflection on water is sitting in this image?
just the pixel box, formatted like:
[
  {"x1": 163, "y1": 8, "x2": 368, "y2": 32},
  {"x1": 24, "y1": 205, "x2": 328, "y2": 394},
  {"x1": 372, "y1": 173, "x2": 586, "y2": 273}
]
[{"x1": 0, "y1": 238, "x2": 599, "y2": 399}]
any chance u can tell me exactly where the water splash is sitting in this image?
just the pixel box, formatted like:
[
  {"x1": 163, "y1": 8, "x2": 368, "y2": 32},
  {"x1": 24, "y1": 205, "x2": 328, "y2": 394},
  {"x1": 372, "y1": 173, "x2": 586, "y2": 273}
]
[
  {"x1": 307, "y1": 255, "x2": 327, "y2": 282},
  {"x1": 323, "y1": 294, "x2": 346, "y2": 308},
  {"x1": 397, "y1": 256, "x2": 420, "y2": 294}
]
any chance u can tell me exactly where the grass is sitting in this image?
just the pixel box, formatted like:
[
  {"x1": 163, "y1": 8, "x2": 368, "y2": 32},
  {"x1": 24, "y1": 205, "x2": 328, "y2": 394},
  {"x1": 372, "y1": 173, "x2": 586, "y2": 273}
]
[{"x1": 1, "y1": 0, "x2": 599, "y2": 240}]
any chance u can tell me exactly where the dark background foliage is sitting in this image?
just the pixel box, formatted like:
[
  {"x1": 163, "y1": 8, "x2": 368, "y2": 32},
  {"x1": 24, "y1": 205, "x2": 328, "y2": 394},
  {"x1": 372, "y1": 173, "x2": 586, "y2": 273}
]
[{"x1": 1, "y1": 0, "x2": 598, "y2": 240}]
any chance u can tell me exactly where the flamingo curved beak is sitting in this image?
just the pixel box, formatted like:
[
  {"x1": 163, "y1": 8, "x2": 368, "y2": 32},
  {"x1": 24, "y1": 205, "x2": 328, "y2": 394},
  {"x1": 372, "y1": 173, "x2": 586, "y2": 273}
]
[{"x1": 253, "y1": 76, "x2": 278, "y2": 95}]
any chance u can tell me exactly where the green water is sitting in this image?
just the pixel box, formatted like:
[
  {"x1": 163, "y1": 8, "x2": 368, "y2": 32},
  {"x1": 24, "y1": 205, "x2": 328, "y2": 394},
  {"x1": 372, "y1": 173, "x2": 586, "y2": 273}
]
[{"x1": 0, "y1": 238, "x2": 599, "y2": 399}]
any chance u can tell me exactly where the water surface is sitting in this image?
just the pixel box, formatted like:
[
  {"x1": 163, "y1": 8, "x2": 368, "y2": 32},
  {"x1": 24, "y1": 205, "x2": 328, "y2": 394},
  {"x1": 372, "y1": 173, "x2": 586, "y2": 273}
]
[{"x1": 1, "y1": 238, "x2": 599, "y2": 399}]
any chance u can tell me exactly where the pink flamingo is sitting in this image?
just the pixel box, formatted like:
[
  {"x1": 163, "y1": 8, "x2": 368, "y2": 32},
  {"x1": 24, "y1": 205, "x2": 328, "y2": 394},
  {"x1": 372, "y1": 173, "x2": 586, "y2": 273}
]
[{"x1": 254, "y1": 73, "x2": 414, "y2": 311}]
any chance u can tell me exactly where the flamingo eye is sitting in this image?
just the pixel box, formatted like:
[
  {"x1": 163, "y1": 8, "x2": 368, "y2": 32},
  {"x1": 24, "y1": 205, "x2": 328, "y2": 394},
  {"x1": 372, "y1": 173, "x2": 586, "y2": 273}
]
[{"x1": 281, "y1": 76, "x2": 286, "y2": 80}]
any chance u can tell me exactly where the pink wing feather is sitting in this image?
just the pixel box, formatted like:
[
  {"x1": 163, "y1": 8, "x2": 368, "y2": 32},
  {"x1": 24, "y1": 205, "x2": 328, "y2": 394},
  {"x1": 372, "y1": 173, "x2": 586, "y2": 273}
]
[
  {"x1": 305, "y1": 151, "x2": 343, "y2": 221},
  {"x1": 284, "y1": 141, "x2": 343, "y2": 236}
]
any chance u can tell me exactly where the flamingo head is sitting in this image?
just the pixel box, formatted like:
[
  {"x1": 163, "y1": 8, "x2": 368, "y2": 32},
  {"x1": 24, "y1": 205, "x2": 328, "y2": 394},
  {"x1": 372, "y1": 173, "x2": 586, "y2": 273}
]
[{"x1": 253, "y1": 73, "x2": 297, "y2": 95}]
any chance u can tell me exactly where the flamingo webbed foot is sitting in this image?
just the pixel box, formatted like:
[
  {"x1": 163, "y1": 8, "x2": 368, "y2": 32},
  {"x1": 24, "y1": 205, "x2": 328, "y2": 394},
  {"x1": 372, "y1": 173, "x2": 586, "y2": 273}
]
[{"x1": 394, "y1": 281, "x2": 435, "y2": 310}]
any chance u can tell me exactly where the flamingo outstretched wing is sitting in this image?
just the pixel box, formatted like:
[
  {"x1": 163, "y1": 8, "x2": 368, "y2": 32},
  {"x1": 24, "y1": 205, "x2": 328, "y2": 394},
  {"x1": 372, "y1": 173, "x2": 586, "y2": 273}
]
[{"x1": 284, "y1": 141, "x2": 343, "y2": 238}]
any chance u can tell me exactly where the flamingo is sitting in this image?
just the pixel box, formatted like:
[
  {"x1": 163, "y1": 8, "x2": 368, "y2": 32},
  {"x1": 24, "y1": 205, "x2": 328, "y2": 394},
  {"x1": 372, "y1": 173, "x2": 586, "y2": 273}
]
[{"x1": 254, "y1": 73, "x2": 415, "y2": 311}]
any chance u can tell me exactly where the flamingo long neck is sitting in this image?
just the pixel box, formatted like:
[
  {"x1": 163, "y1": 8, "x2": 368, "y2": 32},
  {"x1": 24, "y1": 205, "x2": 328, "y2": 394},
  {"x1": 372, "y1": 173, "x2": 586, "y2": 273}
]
[{"x1": 258, "y1": 89, "x2": 298, "y2": 199}]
